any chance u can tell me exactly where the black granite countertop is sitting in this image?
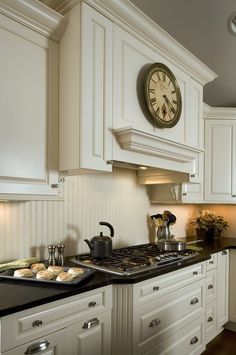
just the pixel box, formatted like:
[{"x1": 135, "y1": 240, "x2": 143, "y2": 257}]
[{"x1": 0, "y1": 237, "x2": 235, "y2": 317}]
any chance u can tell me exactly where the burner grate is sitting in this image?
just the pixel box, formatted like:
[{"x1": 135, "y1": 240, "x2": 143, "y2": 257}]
[{"x1": 72, "y1": 243, "x2": 199, "y2": 276}]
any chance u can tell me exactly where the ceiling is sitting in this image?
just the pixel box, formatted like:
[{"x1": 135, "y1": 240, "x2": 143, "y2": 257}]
[{"x1": 41, "y1": 0, "x2": 236, "y2": 107}]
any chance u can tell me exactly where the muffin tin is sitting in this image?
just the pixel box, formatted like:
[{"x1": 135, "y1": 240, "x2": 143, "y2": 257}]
[{"x1": 0, "y1": 267, "x2": 95, "y2": 286}]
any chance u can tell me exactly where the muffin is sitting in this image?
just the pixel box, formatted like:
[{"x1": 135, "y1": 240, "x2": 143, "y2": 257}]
[
  {"x1": 47, "y1": 266, "x2": 64, "y2": 276},
  {"x1": 14, "y1": 268, "x2": 33, "y2": 278},
  {"x1": 68, "y1": 267, "x2": 85, "y2": 278},
  {"x1": 56, "y1": 272, "x2": 73, "y2": 282},
  {"x1": 36, "y1": 270, "x2": 54, "y2": 280},
  {"x1": 30, "y1": 263, "x2": 46, "y2": 274}
]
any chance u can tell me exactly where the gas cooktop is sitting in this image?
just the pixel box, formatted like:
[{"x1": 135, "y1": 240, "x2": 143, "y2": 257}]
[{"x1": 71, "y1": 243, "x2": 199, "y2": 276}]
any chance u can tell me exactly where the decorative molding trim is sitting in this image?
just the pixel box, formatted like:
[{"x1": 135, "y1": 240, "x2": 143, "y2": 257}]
[
  {"x1": 114, "y1": 127, "x2": 203, "y2": 167},
  {"x1": 204, "y1": 106, "x2": 236, "y2": 120},
  {"x1": 58, "y1": 0, "x2": 217, "y2": 85},
  {"x1": 0, "y1": 0, "x2": 67, "y2": 41}
]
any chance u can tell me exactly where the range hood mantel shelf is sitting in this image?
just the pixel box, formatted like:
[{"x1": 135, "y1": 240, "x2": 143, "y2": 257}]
[{"x1": 114, "y1": 127, "x2": 203, "y2": 174}]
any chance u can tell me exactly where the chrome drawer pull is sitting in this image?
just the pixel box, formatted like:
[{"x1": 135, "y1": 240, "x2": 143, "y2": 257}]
[
  {"x1": 153, "y1": 286, "x2": 159, "y2": 291},
  {"x1": 208, "y1": 284, "x2": 213, "y2": 289},
  {"x1": 190, "y1": 297, "x2": 199, "y2": 305},
  {"x1": 25, "y1": 340, "x2": 50, "y2": 354},
  {"x1": 82, "y1": 317, "x2": 99, "y2": 329},
  {"x1": 222, "y1": 250, "x2": 227, "y2": 255},
  {"x1": 209, "y1": 260, "x2": 214, "y2": 264},
  {"x1": 190, "y1": 336, "x2": 199, "y2": 345},
  {"x1": 88, "y1": 301, "x2": 97, "y2": 307},
  {"x1": 32, "y1": 320, "x2": 43, "y2": 327},
  {"x1": 149, "y1": 318, "x2": 161, "y2": 328},
  {"x1": 208, "y1": 316, "x2": 213, "y2": 322},
  {"x1": 193, "y1": 271, "x2": 198, "y2": 275}
]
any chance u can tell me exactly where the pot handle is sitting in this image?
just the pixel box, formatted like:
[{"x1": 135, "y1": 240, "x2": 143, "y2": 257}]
[{"x1": 99, "y1": 221, "x2": 114, "y2": 237}]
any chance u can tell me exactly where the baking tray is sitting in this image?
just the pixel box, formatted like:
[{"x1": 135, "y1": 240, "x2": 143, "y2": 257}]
[{"x1": 0, "y1": 267, "x2": 95, "y2": 286}]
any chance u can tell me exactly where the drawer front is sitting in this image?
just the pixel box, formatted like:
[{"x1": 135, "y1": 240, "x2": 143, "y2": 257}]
[
  {"x1": 206, "y1": 253, "x2": 218, "y2": 271},
  {"x1": 206, "y1": 301, "x2": 217, "y2": 344},
  {"x1": 206, "y1": 269, "x2": 217, "y2": 304},
  {"x1": 1, "y1": 285, "x2": 112, "y2": 352},
  {"x1": 133, "y1": 262, "x2": 206, "y2": 306},
  {"x1": 143, "y1": 316, "x2": 205, "y2": 355},
  {"x1": 133, "y1": 279, "x2": 206, "y2": 353}
]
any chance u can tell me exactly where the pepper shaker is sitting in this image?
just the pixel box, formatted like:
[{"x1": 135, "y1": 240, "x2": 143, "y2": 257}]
[
  {"x1": 47, "y1": 245, "x2": 56, "y2": 265},
  {"x1": 57, "y1": 244, "x2": 65, "y2": 266}
]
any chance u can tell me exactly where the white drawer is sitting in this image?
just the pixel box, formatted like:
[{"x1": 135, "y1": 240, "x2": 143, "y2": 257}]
[
  {"x1": 206, "y1": 253, "x2": 218, "y2": 271},
  {"x1": 206, "y1": 268, "x2": 217, "y2": 304},
  {"x1": 133, "y1": 279, "x2": 206, "y2": 354},
  {"x1": 143, "y1": 315, "x2": 205, "y2": 355},
  {"x1": 0, "y1": 285, "x2": 112, "y2": 352},
  {"x1": 133, "y1": 262, "x2": 206, "y2": 306},
  {"x1": 206, "y1": 301, "x2": 217, "y2": 344}
]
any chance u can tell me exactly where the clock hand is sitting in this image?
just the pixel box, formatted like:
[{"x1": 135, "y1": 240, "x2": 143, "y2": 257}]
[{"x1": 163, "y1": 95, "x2": 176, "y2": 114}]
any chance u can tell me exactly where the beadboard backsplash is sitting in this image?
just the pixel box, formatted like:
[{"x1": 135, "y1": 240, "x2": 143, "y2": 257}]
[{"x1": 0, "y1": 167, "x2": 226, "y2": 262}]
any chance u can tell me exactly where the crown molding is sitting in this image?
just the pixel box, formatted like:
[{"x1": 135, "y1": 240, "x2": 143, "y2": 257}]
[
  {"x1": 0, "y1": 0, "x2": 67, "y2": 41},
  {"x1": 204, "y1": 105, "x2": 236, "y2": 119},
  {"x1": 57, "y1": 0, "x2": 217, "y2": 85}
]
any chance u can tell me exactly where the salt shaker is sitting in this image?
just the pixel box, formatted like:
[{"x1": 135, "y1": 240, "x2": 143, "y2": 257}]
[
  {"x1": 47, "y1": 245, "x2": 56, "y2": 265},
  {"x1": 57, "y1": 244, "x2": 65, "y2": 266}
]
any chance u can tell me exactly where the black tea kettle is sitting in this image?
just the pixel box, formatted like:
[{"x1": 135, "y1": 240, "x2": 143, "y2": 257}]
[{"x1": 84, "y1": 221, "x2": 114, "y2": 258}]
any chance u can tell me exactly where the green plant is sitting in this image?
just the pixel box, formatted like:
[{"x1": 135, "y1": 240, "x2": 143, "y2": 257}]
[{"x1": 191, "y1": 210, "x2": 229, "y2": 232}]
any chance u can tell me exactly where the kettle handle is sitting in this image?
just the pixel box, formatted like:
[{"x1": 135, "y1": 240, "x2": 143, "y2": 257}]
[{"x1": 99, "y1": 221, "x2": 114, "y2": 237}]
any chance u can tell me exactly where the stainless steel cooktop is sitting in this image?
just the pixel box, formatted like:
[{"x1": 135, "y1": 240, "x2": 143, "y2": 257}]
[{"x1": 71, "y1": 243, "x2": 199, "y2": 276}]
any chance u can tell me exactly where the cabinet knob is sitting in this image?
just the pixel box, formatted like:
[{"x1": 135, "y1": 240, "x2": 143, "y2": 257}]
[
  {"x1": 88, "y1": 301, "x2": 97, "y2": 307},
  {"x1": 209, "y1": 260, "x2": 214, "y2": 264},
  {"x1": 222, "y1": 250, "x2": 227, "y2": 255},
  {"x1": 25, "y1": 340, "x2": 50, "y2": 354},
  {"x1": 190, "y1": 174, "x2": 195, "y2": 178},
  {"x1": 232, "y1": 195, "x2": 236, "y2": 197},
  {"x1": 82, "y1": 318, "x2": 99, "y2": 329},
  {"x1": 182, "y1": 192, "x2": 187, "y2": 196},
  {"x1": 51, "y1": 184, "x2": 58, "y2": 188},
  {"x1": 32, "y1": 320, "x2": 43, "y2": 327},
  {"x1": 207, "y1": 316, "x2": 213, "y2": 322},
  {"x1": 193, "y1": 271, "x2": 198, "y2": 275},
  {"x1": 153, "y1": 286, "x2": 159, "y2": 291},
  {"x1": 208, "y1": 284, "x2": 213, "y2": 289},
  {"x1": 190, "y1": 297, "x2": 199, "y2": 305},
  {"x1": 190, "y1": 336, "x2": 199, "y2": 345},
  {"x1": 149, "y1": 318, "x2": 161, "y2": 328}
]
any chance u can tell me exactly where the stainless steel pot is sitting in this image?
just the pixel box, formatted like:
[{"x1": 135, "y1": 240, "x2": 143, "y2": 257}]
[{"x1": 157, "y1": 239, "x2": 202, "y2": 252}]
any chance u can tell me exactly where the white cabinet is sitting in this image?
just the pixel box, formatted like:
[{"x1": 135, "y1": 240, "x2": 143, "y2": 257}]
[
  {"x1": 205, "y1": 250, "x2": 229, "y2": 343},
  {"x1": 59, "y1": 2, "x2": 113, "y2": 173},
  {"x1": 2, "y1": 328, "x2": 67, "y2": 355},
  {"x1": 0, "y1": 286, "x2": 112, "y2": 355},
  {"x1": 112, "y1": 262, "x2": 206, "y2": 355},
  {"x1": 0, "y1": 1, "x2": 63, "y2": 200},
  {"x1": 229, "y1": 249, "x2": 236, "y2": 323},
  {"x1": 217, "y1": 250, "x2": 229, "y2": 329},
  {"x1": 67, "y1": 311, "x2": 111, "y2": 355},
  {"x1": 204, "y1": 108, "x2": 236, "y2": 203}
]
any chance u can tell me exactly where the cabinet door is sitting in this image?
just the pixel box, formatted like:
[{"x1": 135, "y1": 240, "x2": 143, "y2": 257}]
[
  {"x1": 217, "y1": 250, "x2": 229, "y2": 329},
  {"x1": 59, "y1": 3, "x2": 113, "y2": 173},
  {"x1": 2, "y1": 328, "x2": 67, "y2": 355},
  {"x1": 229, "y1": 249, "x2": 236, "y2": 322},
  {"x1": 205, "y1": 119, "x2": 236, "y2": 202},
  {"x1": 0, "y1": 13, "x2": 59, "y2": 199},
  {"x1": 67, "y1": 311, "x2": 111, "y2": 355}
]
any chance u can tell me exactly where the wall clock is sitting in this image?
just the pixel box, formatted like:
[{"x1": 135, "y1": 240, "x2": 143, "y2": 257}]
[{"x1": 144, "y1": 63, "x2": 182, "y2": 128}]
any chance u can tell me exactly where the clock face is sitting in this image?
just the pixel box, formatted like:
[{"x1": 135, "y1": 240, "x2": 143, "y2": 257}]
[{"x1": 144, "y1": 63, "x2": 182, "y2": 128}]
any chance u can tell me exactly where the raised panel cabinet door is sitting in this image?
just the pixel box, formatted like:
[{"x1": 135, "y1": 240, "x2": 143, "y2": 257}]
[
  {"x1": 229, "y1": 250, "x2": 236, "y2": 322},
  {"x1": 204, "y1": 119, "x2": 236, "y2": 202},
  {"x1": 2, "y1": 328, "x2": 68, "y2": 355},
  {"x1": 59, "y1": 3, "x2": 113, "y2": 173},
  {"x1": 217, "y1": 250, "x2": 229, "y2": 329},
  {"x1": 67, "y1": 311, "x2": 111, "y2": 355},
  {"x1": 0, "y1": 13, "x2": 59, "y2": 199}
]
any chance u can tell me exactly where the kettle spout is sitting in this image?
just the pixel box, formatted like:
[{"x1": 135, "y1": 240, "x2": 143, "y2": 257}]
[{"x1": 84, "y1": 239, "x2": 93, "y2": 250}]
